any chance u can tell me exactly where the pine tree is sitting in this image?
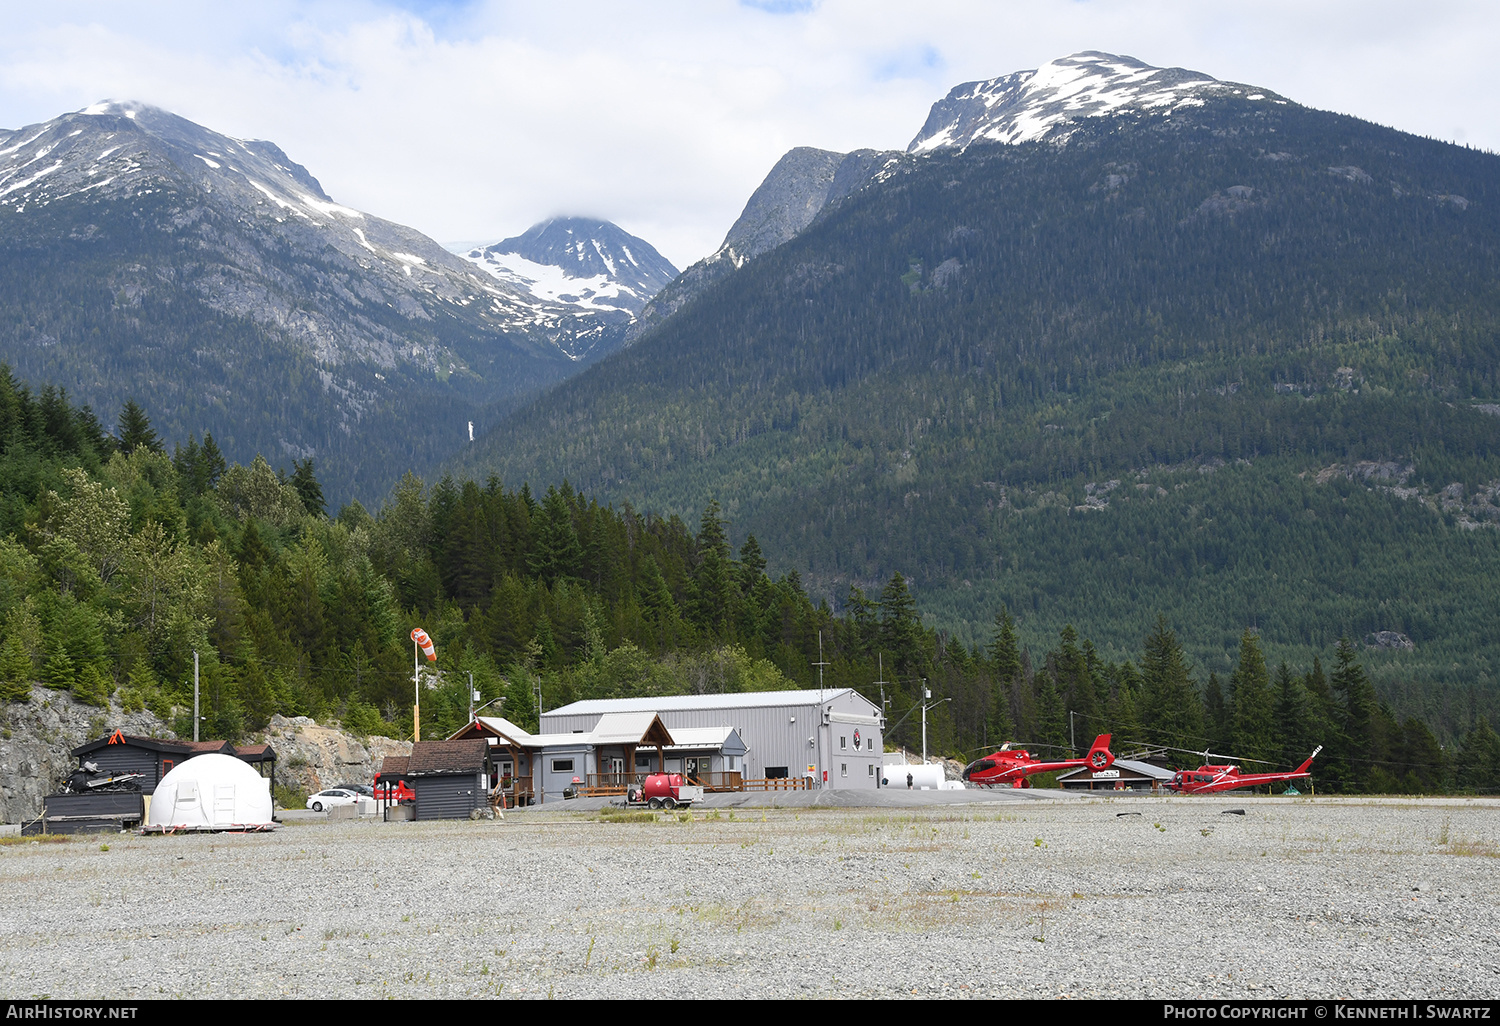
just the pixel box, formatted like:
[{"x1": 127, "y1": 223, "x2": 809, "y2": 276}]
[
  {"x1": 988, "y1": 608, "x2": 1021, "y2": 742},
  {"x1": 200, "y1": 433, "x2": 227, "y2": 490},
  {"x1": 116, "y1": 400, "x2": 161, "y2": 454},
  {"x1": 689, "y1": 501, "x2": 734, "y2": 636},
  {"x1": 1139, "y1": 615, "x2": 1204, "y2": 755},
  {"x1": 290, "y1": 458, "x2": 326, "y2": 518},
  {"x1": 878, "y1": 572, "x2": 923, "y2": 672},
  {"x1": 1049, "y1": 625, "x2": 1097, "y2": 746},
  {"x1": 1229, "y1": 629, "x2": 1274, "y2": 765},
  {"x1": 528, "y1": 486, "x2": 583, "y2": 585},
  {"x1": 1454, "y1": 718, "x2": 1500, "y2": 794},
  {"x1": 1271, "y1": 661, "x2": 1316, "y2": 768},
  {"x1": 1330, "y1": 638, "x2": 1380, "y2": 793},
  {"x1": 736, "y1": 535, "x2": 767, "y2": 593},
  {"x1": 0, "y1": 635, "x2": 32, "y2": 701},
  {"x1": 73, "y1": 662, "x2": 112, "y2": 707},
  {"x1": 1203, "y1": 672, "x2": 1229, "y2": 750}
]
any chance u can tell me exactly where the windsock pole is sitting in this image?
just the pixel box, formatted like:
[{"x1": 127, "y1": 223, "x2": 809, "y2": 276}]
[{"x1": 413, "y1": 634, "x2": 421, "y2": 743}]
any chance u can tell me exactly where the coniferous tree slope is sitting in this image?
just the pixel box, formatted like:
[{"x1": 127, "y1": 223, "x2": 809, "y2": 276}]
[{"x1": 455, "y1": 87, "x2": 1500, "y2": 695}]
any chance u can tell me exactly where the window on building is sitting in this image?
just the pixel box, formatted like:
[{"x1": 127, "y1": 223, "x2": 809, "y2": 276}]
[
  {"x1": 866, "y1": 738, "x2": 874, "y2": 751},
  {"x1": 840, "y1": 763, "x2": 848, "y2": 777},
  {"x1": 765, "y1": 766, "x2": 788, "y2": 779},
  {"x1": 839, "y1": 736, "x2": 847, "y2": 750},
  {"x1": 868, "y1": 764, "x2": 875, "y2": 776},
  {"x1": 551, "y1": 759, "x2": 574, "y2": 773}
]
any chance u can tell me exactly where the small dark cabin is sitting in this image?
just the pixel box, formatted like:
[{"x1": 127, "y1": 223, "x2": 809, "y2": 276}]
[{"x1": 408, "y1": 739, "x2": 491, "y2": 820}]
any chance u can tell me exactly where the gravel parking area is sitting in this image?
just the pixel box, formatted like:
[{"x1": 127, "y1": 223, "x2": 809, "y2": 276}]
[{"x1": 2, "y1": 795, "x2": 1497, "y2": 1000}]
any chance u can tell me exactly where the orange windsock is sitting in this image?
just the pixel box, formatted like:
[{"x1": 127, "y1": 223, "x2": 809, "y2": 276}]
[{"x1": 410, "y1": 628, "x2": 436, "y2": 662}]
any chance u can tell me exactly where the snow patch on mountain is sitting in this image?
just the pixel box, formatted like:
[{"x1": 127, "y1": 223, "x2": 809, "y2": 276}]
[
  {"x1": 0, "y1": 100, "x2": 645, "y2": 366},
  {"x1": 459, "y1": 217, "x2": 678, "y2": 319},
  {"x1": 909, "y1": 51, "x2": 1288, "y2": 153}
]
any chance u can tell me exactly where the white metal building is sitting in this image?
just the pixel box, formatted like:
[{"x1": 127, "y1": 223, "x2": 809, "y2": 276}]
[{"x1": 541, "y1": 688, "x2": 885, "y2": 790}]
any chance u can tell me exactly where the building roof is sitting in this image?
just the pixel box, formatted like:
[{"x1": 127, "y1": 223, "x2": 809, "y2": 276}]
[
  {"x1": 590, "y1": 711, "x2": 675, "y2": 746},
  {"x1": 660, "y1": 726, "x2": 746, "y2": 754},
  {"x1": 545, "y1": 688, "x2": 860, "y2": 718},
  {"x1": 376, "y1": 755, "x2": 410, "y2": 779},
  {"x1": 467, "y1": 716, "x2": 537, "y2": 746},
  {"x1": 408, "y1": 739, "x2": 489, "y2": 776},
  {"x1": 181, "y1": 740, "x2": 236, "y2": 754},
  {"x1": 71, "y1": 733, "x2": 276, "y2": 763},
  {"x1": 72, "y1": 733, "x2": 188, "y2": 757},
  {"x1": 233, "y1": 743, "x2": 276, "y2": 763}
]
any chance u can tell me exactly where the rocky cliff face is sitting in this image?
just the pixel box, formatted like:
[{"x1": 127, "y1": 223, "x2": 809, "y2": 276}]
[
  {"x1": 0, "y1": 687, "x2": 172, "y2": 824},
  {"x1": 0, "y1": 688, "x2": 410, "y2": 822},
  {"x1": 262, "y1": 714, "x2": 411, "y2": 795},
  {"x1": 627, "y1": 146, "x2": 901, "y2": 341}
]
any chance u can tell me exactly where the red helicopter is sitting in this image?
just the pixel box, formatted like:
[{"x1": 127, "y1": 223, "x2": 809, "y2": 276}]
[
  {"x1": 962, "y1": 734, "x2": 1114, "y2": 788},
  {"x1": 1167, "y1": 746, "x2": 1323, "y2": 794}
]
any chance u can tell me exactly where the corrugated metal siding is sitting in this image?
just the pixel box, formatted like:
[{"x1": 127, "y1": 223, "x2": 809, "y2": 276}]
[
  {"x1": 413, "y1": 774, "x2": 482, "y2": 820},
  {"x1": 43, "y1": 791, "x2": 145, "y2": 819},
  {"x1": 86, "y1": 747, "x2": 162, "y2": 793},
  {"x1": 542, "y1": 692, "x2": 884, "y2": 789}
]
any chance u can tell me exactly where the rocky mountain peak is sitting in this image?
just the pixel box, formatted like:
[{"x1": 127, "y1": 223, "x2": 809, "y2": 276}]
[
  {"x1": 908, "y1": 51, "x2": 1289, "y2": 152},
  {"x1": 461, "y1": 216, "x2": 678, "y2": 318}
]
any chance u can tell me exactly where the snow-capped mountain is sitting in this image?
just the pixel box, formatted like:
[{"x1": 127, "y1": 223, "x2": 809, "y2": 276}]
[
  {"x1": 0, "y1": 101, "x2": 630, "y2": 366},
  {"x1": 0, "y1": 101, "x2": 635, "y2": 501},
  {"x1": 460, "y1": 217, "x2": 677, "y2": 318},
  {"x1": 630, "y1": 52, "x2": 1290, "y2": 345},
  {"x1": 908, "y1": 51, "x2": 1288, "y2": 152}
]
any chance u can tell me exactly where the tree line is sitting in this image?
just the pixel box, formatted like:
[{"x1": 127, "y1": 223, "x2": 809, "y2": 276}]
[{"x1": 1, "y1": 368, "x2": 1496, "y2": 793}]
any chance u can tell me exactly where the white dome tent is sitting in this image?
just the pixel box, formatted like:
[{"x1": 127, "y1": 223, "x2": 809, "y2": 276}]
[{"x1": 143, "y1": 753, "x2": 277, "y2": 833}]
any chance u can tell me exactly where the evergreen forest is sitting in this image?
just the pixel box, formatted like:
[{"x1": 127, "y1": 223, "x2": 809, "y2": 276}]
[
  {"x1": 3, "y1": 372, "x2": 1496, "y2": 794},
  {"x1": 454, "y1": 97, "x2": 1500, "y2": 707}
]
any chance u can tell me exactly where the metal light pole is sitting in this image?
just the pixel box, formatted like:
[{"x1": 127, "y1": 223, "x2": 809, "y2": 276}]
[
  {"x1": 812, "y1": 631, "x2": 833, "y2": 788},
  {"x1": 921, "y1": 682, "x2": 929, "y2": 763},
  {"x1": 920, "y1": 683, "x2": 951, "y2": 766}
]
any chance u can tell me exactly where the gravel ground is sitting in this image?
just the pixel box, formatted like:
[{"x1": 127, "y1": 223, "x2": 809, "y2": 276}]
[{"x1": 1, "y1": 794, "x2": 1497, "y2": 1000}]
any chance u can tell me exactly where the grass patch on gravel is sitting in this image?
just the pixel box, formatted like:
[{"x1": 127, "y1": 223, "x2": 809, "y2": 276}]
[
  {"x1": 1442, "y1": 838, "x2": 1499, "y2": 857},
  {"x1": 0, "y1": 834, "x2": 77, "y2": 846},
  {"x1": 596, "y1": 810, "x2": 658, "y2": 824}
]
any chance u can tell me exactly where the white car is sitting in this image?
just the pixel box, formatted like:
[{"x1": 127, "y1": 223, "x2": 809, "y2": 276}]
[{"x1": 306, "y1": 789, "x2": 361, "y2": 812}]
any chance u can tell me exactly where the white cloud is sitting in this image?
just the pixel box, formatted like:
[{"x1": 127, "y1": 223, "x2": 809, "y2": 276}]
[{"x1": 0, "y1": 0, "x2": 1496, "y2": 267}]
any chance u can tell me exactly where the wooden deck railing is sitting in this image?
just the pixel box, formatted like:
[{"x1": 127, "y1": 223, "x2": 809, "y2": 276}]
[{"x1": 583, "y1": 771, "x2": 746, "y2": 796}]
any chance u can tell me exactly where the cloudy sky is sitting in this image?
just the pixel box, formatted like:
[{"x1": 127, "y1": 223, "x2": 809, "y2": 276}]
[{"x1": 1, "y1": 1, "x2": 1495, "y2": 268}]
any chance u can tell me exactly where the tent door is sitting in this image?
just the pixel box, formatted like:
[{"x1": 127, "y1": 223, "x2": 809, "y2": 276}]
[{"x1": 214, "y1": 784, "x2": 236, "y2": 823}]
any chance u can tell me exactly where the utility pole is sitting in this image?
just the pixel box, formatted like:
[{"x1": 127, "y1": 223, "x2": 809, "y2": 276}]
[
  {"x1": 921, "y1": 680, "x2": 929, "y2": 763},
  {"x1": 193, "y1": 650, "x2": 200, "y2": 742},
  {"x1": 813, "y1": 631, "x2": 830, "y2": 788}
]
